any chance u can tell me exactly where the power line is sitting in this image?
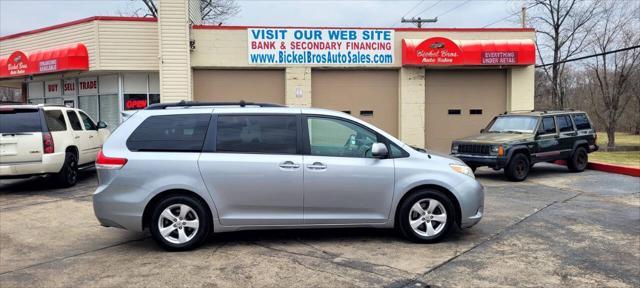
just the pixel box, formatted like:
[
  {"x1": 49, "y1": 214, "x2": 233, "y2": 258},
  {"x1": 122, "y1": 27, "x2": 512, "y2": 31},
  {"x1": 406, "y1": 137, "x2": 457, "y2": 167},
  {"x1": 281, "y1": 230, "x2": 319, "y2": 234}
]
[
  {"x1": 536, "y1": 45, "x2": 640, "y2": 68},
  {"x1": 403, "y1": 0, "x2": 428, "y2": 18},
  {"x1": 392, "y1": 0, "x2": 428, "y2": 26},
  {"x1": 413, "y1": 0, "x2": 445, "y2": 18},
  {"x1": 435, "y1": 0, "x2": 471, "y2": 18},
  {"x1": 483, "y1": 2, "x2": 538, "y2": 28}
]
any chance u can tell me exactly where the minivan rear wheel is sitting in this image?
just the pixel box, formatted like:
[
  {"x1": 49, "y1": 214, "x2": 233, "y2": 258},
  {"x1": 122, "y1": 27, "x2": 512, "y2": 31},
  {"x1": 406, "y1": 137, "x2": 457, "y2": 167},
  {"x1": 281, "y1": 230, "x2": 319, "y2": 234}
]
[
  {"x1": 397, "y1": 190, "x2": 455, "y2": 243},
  {"x1": 149, "y1": 195, "x2": 211, "y2": 251}
]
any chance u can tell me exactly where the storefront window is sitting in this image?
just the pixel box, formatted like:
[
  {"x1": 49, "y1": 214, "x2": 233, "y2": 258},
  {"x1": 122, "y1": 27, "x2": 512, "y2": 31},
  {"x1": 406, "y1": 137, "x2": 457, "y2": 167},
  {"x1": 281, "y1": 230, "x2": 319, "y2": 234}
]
[
  {"x1": 99, "y1": 94, "x2": 119, "y2": 130},
  {"x1": 78, "y1": 95, "x2": 99, "y2": 122},
  {"x1": 45, "y1": 98, "x2": 63, "y2": 105},
  {"x1": 123, "y1": 73, "x2": 160, "y2": 110},
  {"x1": 124, "y1": 94, "x2": 148, "y2": 110}
]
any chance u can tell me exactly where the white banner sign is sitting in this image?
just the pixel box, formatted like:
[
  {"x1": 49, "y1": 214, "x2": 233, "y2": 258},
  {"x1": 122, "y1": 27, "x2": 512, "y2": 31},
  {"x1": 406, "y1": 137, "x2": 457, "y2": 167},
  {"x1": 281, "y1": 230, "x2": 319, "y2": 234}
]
[{"x1": 248, "y1": 28, "x2": 394, "y2": 65}]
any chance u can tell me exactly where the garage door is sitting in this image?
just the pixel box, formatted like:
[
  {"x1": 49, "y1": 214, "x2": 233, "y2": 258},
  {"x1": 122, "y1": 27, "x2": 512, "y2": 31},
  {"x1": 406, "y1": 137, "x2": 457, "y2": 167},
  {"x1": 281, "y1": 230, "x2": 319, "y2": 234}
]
[
  {"x1": 425, "y1": 70, "x2": 507, "y2": 153},
  {"x1": 312, "y1": 70, "x2": 398, "y2": 136},
  {"x1": 193, "y1": 70, "x2": 285, "y2": 104}
]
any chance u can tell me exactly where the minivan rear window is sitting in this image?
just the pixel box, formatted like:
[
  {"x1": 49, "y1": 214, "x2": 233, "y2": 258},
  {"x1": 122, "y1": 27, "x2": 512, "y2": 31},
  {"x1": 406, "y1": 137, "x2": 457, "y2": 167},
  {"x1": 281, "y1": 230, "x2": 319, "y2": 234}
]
[
  {"x1": 127, "y1": 114, "x2": 211, "y2": 152},
  {"x1": 216, "y1": 115, "x2": 298, "y2": 154},
  {"x1": 0, "y1": 108, "x2": 42, "y2": 133}
]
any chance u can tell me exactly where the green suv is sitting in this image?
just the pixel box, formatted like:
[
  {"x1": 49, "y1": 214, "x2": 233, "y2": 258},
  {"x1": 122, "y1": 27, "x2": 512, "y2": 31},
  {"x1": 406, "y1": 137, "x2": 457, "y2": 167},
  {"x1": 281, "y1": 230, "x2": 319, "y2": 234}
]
[{"x1": 450, "y1": 111, "x2": 598, "y2": 181}]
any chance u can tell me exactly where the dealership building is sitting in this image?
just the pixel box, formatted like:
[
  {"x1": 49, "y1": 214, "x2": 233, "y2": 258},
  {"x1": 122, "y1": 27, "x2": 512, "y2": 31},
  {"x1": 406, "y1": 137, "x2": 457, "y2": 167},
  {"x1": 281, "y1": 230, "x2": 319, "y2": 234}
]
[{"x1": 0, "y1": 0, "x2": 536, "y2": 152}]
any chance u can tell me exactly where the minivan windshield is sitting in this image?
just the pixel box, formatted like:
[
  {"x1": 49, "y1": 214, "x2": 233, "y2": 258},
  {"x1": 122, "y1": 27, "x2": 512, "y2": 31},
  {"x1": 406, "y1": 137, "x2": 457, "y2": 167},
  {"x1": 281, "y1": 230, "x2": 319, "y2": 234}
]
[
  {"x1": 0, "y1": 108, "x2": 42, "y2": 133},
  {"x1": 486, "y1": 116, "x2": 538, "y2": 134}
]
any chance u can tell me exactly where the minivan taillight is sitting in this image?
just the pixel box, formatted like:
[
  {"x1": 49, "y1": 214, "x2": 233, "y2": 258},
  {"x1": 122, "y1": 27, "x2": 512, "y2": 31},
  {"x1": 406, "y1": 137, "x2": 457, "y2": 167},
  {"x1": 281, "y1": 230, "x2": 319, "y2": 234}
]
[
  {"x1": 95, "y1": 149, "x2": 128, "y2": 170},
  {"x1": 42, "y1": 132, "x2": 54, "y2": 154}
]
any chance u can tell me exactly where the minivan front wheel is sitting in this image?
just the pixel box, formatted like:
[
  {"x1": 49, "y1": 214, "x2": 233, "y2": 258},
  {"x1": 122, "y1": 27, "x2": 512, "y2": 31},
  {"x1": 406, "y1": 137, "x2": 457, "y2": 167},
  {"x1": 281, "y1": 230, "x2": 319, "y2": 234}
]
[
  {"x1": 149, "y1": 195, "x2": 210, "y2": 251},
  {"x1": 398, "y1": 190, "x2": 455, "y2": 243}
]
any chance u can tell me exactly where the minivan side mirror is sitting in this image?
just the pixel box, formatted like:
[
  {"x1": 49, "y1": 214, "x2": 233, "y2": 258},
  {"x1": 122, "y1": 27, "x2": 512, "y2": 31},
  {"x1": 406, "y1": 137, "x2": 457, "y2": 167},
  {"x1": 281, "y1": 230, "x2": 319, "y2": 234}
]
[
  {"x1": 97, "y1": 121, "x2": 108, "y2": 129},
  {"x1": 371, "y1": 143, "x2": 389, "y2": 158}
]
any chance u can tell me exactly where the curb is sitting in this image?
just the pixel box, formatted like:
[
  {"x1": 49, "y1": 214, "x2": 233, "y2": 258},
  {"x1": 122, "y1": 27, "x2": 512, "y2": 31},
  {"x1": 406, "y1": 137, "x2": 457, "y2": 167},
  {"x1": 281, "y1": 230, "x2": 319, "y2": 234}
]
[{"x1": 554, "y1": 160, "x2": 640, "y2": 177}]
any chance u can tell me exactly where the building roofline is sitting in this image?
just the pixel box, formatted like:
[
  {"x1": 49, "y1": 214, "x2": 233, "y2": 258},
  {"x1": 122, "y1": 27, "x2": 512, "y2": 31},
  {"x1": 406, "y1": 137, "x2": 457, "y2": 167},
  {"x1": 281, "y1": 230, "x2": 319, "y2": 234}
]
[
  {"x1": 0, "y1": 16, "x2": 157, "y2": 41},
  {"x1": 193, "y1": 24, "x2": 535, "y2": 32},
  {"x1": 0, "y1": 16, "x2": 535, "y2": 42}
]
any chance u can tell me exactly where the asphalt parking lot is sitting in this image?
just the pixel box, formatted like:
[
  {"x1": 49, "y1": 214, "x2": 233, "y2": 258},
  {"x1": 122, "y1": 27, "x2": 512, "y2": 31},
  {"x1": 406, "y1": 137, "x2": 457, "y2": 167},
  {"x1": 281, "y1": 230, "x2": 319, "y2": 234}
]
[{"x1": 1, "y1": 163, "x2": 638, "y2": 287}]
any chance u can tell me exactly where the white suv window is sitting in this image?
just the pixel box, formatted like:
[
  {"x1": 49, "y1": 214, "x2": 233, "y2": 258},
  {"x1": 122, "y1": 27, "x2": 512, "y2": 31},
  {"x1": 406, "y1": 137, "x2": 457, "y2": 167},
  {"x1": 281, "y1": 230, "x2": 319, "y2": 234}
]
[
  {"x1": 44, "y1": 110, "x2": 67, "y2": 132},
  {"x1": 79, "y1": 111, "x2": 97, "y2": 130}
]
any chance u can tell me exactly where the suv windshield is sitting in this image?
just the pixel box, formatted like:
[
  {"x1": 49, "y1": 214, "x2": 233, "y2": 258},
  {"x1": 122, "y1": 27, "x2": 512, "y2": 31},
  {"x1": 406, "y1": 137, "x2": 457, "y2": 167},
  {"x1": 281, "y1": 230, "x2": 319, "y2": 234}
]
[
  {"x1": 487, "y1": 116, "x2": 538, "y2": 134},
  {"x1": 0, "y1": 108, "x2": 42, "y2": 133}
]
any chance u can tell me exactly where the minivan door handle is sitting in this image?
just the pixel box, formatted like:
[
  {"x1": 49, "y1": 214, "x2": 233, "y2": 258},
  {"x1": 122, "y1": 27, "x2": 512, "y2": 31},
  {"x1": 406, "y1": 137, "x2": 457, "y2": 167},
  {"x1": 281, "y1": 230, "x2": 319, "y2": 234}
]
[
  {"x1": 279, "y1": 161, "x2": 300, "y2": 169},
  {"x1": 307, "y1": 162, "x2": 327, "y2": 170}
]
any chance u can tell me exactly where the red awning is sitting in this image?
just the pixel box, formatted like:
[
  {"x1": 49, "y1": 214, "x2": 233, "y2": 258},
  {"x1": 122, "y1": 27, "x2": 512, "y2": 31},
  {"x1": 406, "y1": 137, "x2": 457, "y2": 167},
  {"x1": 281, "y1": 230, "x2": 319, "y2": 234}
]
[
  {"x1": 0, "y1": 43, "x2": 89, "y2": 79},
  {"x1": 402, "y1": 37, "x2": 535, "y2": 66}
]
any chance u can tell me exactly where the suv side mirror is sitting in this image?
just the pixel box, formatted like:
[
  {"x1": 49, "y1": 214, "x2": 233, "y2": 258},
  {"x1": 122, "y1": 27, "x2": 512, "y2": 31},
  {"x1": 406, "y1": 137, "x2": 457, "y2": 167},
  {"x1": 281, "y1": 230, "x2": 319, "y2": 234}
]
[
  {"x1": 371, "y1": 143, "x2": 389, "y2": 158},
  {"x1": 97, "y1": 121, "x2": 108, "y2": 129},
  {"x1": 480, "y1": 128, "x2": 485, "y2": 133}
]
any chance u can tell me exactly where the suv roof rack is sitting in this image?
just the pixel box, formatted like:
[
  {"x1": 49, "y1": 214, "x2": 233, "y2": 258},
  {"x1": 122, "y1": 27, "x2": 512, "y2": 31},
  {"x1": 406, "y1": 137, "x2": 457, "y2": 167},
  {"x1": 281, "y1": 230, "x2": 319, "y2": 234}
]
[{"x1": 146, "y1": 100, "x2": 286, "y2": 110}]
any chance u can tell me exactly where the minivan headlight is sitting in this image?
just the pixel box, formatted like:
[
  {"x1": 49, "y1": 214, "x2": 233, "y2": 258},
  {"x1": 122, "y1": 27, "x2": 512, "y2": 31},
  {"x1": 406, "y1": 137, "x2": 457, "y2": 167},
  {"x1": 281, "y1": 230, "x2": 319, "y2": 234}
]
[{"x1": 450, "y1": 164, "x2": 475, "y2": 178}]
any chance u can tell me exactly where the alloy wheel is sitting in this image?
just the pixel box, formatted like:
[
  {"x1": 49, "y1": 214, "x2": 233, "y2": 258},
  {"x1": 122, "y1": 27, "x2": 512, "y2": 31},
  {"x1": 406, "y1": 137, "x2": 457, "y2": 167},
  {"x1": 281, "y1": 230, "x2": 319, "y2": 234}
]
[
  {"x1": 515, "y1": 159, "x2": 527, "y2": 178},
  {"x1": 67, "y1": 156, "x2": 78, "y2": 183},
  {"x1": 157, "y1": 204, "x2": 200, "y2": 244},
  {"x1": 577, "y1": 151, "x2": 587, "y2": 169},
  {"x1": 409, "y1": 198, "x2": 447, "y2": 237}
]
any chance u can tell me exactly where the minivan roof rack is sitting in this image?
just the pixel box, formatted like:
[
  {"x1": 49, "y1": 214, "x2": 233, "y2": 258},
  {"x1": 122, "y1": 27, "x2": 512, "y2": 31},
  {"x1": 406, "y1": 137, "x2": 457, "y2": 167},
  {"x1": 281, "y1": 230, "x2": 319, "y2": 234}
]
[{"x1": 145, "y1": 100, "x2": 286, "y2": 110}]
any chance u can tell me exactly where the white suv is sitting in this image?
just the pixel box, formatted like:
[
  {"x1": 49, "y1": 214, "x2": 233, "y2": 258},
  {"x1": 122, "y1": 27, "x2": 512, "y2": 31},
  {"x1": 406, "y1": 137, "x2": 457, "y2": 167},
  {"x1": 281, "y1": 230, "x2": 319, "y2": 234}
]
[{"x1": 0, "y1": 104, "x2": 111, "y2": 186}]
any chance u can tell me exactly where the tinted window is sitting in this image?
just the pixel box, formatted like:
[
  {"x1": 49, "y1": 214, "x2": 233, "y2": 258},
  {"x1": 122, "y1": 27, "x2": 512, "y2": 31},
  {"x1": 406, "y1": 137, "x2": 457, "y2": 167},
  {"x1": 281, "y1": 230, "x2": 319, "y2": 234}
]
[
  {"x1": 307, "y1": 117, "x2": 377, "y2": 158},
  {"x1": 44, "y1": 110, "x2": 67, "y2": 132},
  {"x1": 66, "y1": 111, "x2": 83, "y2": 131},
  {"x1": 216, "y1": 115, "x2": 298, "y2": 154},
  {"x1": 0, "y1": 108, "x2": 42, "y2": 133},
  {"x1": 557, "y1": 115, "x2": 574, "y2": 132},
  {"x1": 389, "y1": 143, "x2": 408, "y2": 158},
  {"x1": 573, "y1": 114, "x2": 591, "y2": 130},
  {"x1": 127, "y1": 114, "x2": 211, "y2": 152},
  {"x1": 540, "y1": 117, "x2": 556, "y2": 134},
  {"x1": 79, "y1": 112, "x2": 97, "y2": 130}
]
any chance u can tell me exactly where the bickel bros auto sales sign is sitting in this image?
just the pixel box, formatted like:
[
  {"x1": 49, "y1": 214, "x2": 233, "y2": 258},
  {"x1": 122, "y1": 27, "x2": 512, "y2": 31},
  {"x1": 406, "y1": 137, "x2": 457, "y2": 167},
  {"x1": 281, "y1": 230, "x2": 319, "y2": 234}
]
[{"x1": 248, "y1": 28, "x2": 394, "y2": 65}]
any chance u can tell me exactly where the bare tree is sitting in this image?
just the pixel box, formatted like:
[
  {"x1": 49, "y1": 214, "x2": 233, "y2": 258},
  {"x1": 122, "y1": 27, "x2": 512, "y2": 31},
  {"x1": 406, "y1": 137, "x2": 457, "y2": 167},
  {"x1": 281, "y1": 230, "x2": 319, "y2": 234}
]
[
  {"x1": 141, "y1": 0, "x2": 240, "y2": 24},
  {"x1": 585, "y1": 1, "x2": 640, "y2": 148},
  {"x1": 528, "y1": 0, "x2": 600, "y2": 109}
]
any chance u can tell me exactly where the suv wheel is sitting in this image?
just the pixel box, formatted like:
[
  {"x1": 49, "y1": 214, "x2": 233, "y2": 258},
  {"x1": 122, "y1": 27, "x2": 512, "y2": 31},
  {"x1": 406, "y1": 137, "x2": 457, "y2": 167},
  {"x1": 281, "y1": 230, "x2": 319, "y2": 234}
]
[
  {"x1": 505, "y1": 153, "x2": 530, "y2": 181},
  {"x1": 568, "y1": 146, "x2": 588, "y2": 172},
  {"x1": 397, "y1": 190, "x2": 455, "y2": 243},
  {"x1": 55, "y1": 152, "x2": 78, "y2": 187},
  {"x1": 149, "y1": 195, "x2": 211, "y2": 251}
]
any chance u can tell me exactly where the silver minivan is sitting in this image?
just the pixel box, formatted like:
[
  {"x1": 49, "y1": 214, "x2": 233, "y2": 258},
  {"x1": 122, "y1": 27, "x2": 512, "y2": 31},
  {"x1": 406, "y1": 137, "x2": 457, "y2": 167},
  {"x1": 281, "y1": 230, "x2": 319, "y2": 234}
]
[{"x1": 93, "y1": 102, "x2": 483, "y2": 251}]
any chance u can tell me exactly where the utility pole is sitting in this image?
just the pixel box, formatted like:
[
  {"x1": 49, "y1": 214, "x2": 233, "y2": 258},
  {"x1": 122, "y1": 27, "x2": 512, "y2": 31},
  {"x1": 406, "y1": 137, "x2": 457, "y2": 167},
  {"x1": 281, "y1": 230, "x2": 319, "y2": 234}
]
[
  {"x1": 401, "y1": 17, "x2": 438, "y2": 28},
  {"x1": 521, "y1": 5, "x2": 527, "y2": 28}
]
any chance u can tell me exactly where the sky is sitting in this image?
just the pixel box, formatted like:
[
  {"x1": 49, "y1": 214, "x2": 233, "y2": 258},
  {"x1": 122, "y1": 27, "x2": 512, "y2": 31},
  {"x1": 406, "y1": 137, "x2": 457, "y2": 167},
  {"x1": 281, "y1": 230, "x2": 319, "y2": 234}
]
[{"x1": 0, "y1": 0, "x2": 526, "y2": 37}]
